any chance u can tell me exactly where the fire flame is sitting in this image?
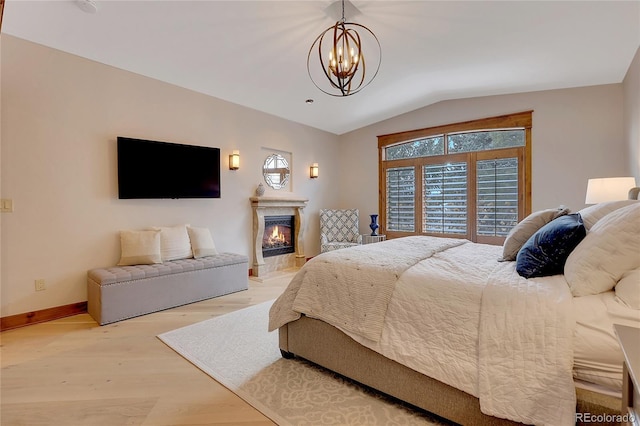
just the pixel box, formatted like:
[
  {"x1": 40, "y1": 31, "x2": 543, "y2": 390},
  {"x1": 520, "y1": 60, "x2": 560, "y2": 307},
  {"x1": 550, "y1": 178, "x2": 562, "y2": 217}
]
[
  {"x1": 267, "y1": 225, "x2": 286, "y2": 245},
  {"x1": 271, "y1": 226, "x2": 281, "y2": 239}
]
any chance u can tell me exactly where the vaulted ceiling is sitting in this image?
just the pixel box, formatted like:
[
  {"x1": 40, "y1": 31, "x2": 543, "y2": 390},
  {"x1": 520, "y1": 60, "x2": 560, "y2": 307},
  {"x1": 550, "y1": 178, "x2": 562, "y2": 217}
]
[{"x1": 2, "y1": 1, "x2": 639, "y2": 135}]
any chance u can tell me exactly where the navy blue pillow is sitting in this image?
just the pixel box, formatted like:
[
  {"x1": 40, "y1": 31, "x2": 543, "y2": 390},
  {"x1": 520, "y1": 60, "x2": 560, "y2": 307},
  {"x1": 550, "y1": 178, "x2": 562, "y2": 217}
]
[{"x1": 516, "y1": 213, "x2": 586, "y2": 278}]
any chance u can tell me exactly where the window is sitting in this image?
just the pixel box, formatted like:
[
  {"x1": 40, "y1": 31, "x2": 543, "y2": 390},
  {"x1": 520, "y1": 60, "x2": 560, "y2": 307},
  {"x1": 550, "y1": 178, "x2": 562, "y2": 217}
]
[{"x1": 378, "y1": 111, "x2": 531, "y2": 244}]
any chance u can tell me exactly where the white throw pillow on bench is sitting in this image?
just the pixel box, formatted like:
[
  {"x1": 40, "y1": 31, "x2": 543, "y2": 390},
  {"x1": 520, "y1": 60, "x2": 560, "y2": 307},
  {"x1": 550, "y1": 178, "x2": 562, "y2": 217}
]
[
  {"x1": 150, "y1": 224, "x2": 193, "y2": 261},
  {"x1": 187, "y1": 226, "x2": 218, "y2": 258},
  {"x1": 117, "y1": 229, "x2": 162, "y2": 266}
]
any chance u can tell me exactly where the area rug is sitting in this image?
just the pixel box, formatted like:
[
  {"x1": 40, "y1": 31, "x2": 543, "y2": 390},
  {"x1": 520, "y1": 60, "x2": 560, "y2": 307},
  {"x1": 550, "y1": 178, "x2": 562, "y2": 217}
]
[{"x1": 158, "y1": 300, "x2": 451, "y2": 426}]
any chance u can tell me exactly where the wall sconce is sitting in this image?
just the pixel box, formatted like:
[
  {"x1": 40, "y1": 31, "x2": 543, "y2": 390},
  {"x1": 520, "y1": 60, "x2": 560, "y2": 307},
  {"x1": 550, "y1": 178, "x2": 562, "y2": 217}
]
[
  {"x1": 585, "y1": 177, "x2": 636, "y2": 204},
  {"x1": 229, "y1": 150, "x2": 240, "y2": 170},
  {"x1": 310, "y1": 163, "x2": 319, "y2": 179}
]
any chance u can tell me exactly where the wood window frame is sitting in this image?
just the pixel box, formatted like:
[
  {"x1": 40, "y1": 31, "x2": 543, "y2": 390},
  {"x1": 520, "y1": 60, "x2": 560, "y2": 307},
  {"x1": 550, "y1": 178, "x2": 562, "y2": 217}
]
[{"x1": 378, "y1": 111, "x2": 532, "y2": 243}]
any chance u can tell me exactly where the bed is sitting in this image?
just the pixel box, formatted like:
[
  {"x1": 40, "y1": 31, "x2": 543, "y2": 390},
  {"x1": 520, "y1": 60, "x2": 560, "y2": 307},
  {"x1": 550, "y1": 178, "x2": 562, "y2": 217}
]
[{"x1": 269, "y1": 194, "x2": 640, "y2": 426}]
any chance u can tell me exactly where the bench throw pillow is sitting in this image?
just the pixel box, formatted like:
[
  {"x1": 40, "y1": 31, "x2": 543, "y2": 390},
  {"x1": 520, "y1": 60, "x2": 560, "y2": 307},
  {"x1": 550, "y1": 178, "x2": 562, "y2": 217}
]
[
  {"x1": 150, "y1": 224, "x2": 193, "y2": 261},
  {"x1": 501, "y1": 206, "x2": 570, "y2": 261},
  {"x1": 187, "y1": 226, "x2": 218, "y2": 258},
  {"x1": 516, "y1": 213, "x2": 586, "y2": 278},
  {"x1": 117, "y1": 229, "x2": 162, "y2": 266}
]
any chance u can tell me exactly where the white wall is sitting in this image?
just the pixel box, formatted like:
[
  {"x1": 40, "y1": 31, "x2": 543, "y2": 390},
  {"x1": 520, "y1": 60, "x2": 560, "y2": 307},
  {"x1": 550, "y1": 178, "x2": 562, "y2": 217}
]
[
  {"x1": 0, "y1": 35, "x2": 340, "y2": 316},
  {"x1": 339, "y1": 84, "x2": 628, "y2": 220},
  {"x1": 623, "y1": 47, "x2": 640, "y2": 181}
]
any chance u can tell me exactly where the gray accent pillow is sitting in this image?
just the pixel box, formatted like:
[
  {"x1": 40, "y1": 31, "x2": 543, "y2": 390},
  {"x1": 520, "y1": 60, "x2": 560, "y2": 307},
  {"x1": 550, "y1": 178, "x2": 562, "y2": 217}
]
[{"x1": 500, "y1": 206, "x2": 570, "y2": 261}]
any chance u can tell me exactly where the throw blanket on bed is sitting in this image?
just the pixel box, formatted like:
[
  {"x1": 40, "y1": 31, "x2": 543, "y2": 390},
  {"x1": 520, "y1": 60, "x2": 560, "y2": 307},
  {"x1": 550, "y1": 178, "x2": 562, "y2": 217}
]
[
  {"x1": 268, "y1": 236, "x2": 466, "y2": 341},
  {"x1": 479, "y1": 262, "x2": 576, "y2": 426}
]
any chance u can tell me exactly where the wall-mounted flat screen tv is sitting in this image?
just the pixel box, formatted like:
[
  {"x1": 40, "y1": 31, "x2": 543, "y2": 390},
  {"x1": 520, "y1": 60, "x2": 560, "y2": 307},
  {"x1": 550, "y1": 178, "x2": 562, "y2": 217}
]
[{"x1": 117, "y1": 137, "x2": 221, "y2": 199}]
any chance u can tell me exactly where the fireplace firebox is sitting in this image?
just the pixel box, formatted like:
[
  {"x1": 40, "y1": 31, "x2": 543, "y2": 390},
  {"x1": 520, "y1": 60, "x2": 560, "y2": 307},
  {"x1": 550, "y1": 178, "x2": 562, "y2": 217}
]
[{"x1": 262, "y1": 215, "x2": 295, "y2": 258}]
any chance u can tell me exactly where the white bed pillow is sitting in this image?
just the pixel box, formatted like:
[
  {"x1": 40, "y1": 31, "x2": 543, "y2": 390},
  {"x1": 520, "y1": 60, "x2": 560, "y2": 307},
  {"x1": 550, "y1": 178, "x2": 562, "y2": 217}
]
[
  {"x1": 117, "y1": 229, "x2": 162, "y2": 266},
  {"x1": 187, "y1": 226, "x2": 218, "y2": 258},
  {"x1": 150, "y1": 224, "x2": 193, "y2": 261},
  {"x1": 565, "y1": 203, "x2": 640, "y2": 296},
  {"x1": 615, "y1": 269, "x2": 640, "y2": 309},
  {"x1": 501, "y1": 206, "x2": 569, "y2": 261},
  {"x1": 578, "y1": 200, "x2": 638, "y2": 230}
]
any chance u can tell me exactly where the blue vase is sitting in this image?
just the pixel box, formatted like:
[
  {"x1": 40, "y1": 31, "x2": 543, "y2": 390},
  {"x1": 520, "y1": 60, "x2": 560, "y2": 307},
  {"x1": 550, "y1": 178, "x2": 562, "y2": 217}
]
[{"x1": 369, "y1": 214, "x2": 379, "y2": 236}]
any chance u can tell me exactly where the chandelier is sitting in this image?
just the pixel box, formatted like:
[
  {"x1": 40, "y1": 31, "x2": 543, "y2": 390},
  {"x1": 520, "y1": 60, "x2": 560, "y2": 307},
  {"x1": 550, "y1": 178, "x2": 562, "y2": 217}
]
[{"x1": 307, "y1": 0, "x2": 381, "y2": 97}]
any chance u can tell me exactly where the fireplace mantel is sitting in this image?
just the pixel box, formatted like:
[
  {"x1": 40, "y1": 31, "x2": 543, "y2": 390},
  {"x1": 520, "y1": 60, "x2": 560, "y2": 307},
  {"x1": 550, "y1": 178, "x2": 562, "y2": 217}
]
[{"x1": 250, "y1": 196, "x2": 308, "y2": 277}]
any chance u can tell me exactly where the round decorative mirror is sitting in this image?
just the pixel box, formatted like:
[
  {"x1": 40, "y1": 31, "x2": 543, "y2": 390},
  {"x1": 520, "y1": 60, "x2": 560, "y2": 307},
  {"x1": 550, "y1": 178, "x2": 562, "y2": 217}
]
[{"x1": 263, "y1": 154, "x2": 290, "y2": 190}]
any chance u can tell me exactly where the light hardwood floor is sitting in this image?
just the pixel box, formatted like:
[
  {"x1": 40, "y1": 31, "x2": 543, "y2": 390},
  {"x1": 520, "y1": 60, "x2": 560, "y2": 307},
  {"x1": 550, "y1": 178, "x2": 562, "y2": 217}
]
[{"x1": 1, "y1": 272, "x2": 294, "y2": 426}]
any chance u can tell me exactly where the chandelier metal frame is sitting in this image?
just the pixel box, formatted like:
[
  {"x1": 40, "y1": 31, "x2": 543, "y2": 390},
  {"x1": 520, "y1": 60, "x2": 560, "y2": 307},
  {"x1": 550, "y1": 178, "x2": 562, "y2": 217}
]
[{"x1": 307, "y1": 0, "x2": 381, "y2": 97}]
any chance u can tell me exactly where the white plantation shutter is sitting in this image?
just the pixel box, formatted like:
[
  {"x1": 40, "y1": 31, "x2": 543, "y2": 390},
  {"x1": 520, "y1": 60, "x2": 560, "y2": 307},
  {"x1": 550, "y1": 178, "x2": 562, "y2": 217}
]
[
  {"x1": 386, "y1": 167, "x2": 415, "y2": 231},
  {"x1": 423, "y1": 162, "x2": 468, "y2": 235},
  {"x1": 476, "y1": 158, "x2": 519, "y2": 237}
]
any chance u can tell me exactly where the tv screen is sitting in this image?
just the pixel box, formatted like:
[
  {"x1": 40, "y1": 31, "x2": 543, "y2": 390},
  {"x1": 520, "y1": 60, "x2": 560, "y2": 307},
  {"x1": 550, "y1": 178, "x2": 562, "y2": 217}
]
[{"x1": 117, "y1": 137, "x2": 221, "y2": 199}]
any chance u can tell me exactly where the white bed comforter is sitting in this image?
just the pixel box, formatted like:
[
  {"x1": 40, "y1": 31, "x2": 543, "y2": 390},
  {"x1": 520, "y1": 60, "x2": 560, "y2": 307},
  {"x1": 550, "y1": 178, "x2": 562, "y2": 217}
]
[{"x1": 269, "y1": 237, "x2": 576, "y2": 426}]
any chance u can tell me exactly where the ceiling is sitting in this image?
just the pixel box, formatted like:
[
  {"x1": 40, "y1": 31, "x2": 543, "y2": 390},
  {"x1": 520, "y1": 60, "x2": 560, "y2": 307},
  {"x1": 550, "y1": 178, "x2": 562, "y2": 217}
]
[{"x1": 2, "y1": 1, "x2": 639, "y2": 135}]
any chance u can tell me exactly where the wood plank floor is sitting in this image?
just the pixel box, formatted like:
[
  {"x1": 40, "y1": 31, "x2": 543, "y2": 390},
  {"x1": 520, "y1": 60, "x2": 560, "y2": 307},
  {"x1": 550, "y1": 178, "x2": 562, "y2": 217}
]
[{"x1": 1, "y1": 272, "x2": 294, "y2": 426}]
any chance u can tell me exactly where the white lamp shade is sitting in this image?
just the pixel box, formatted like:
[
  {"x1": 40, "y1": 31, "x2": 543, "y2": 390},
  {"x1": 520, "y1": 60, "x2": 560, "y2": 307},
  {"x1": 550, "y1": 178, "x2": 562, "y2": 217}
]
[{"x1": 585, "y1": 177, "x2": 637, "y2": 204}]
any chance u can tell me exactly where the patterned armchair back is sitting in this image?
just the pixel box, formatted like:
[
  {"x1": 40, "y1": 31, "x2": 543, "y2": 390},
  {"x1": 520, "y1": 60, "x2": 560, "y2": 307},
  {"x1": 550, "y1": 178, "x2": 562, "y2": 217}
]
[{"x1": 320, "y1": 209, "x2": 360, "y2": 243}]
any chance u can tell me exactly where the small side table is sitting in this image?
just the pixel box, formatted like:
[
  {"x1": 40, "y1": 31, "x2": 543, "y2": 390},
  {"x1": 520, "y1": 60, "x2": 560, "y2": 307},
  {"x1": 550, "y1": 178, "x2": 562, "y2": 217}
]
[
  {"x1": 362, "y1": 235, "x2": 386, "y2": 244},
  {"x1": 615, "y1": 324, "x2": 640, "y2": 426}
]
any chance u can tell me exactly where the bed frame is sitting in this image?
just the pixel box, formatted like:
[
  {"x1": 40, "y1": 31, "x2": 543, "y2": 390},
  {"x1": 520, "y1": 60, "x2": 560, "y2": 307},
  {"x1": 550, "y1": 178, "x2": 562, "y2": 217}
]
[{"x1": 279, "y1": 315, "x2": 622, "y2": 426}]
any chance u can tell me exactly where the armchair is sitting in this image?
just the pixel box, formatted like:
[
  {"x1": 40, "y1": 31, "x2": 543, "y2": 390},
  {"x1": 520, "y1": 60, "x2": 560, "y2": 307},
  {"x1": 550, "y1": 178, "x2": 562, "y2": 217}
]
[{"x1": 320, "y1": 208, "x2": 362, "y2": 253}]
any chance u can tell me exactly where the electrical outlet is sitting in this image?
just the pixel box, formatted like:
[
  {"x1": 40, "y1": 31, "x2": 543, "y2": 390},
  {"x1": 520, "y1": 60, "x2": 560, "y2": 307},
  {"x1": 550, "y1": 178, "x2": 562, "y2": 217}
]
[{"x1": 35, "y1": 279, "x2": 46, "y2": 291}]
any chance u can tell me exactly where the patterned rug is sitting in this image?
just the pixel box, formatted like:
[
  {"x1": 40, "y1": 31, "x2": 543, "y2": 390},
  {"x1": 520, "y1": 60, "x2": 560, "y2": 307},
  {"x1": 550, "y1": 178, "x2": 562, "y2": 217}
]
[{"x1": 158, "y1": 300, "x2": 451, "y2": 426}]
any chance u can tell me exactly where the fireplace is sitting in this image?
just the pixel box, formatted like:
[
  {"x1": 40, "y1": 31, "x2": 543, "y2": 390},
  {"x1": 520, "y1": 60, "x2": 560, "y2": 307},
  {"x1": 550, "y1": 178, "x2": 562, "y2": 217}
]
[
  {"x1": 250, "y1": 195, "x2": 308, "y2": 277},
  {"x1": 262, "y1": 215, "x2": 295, "y2": 258}
]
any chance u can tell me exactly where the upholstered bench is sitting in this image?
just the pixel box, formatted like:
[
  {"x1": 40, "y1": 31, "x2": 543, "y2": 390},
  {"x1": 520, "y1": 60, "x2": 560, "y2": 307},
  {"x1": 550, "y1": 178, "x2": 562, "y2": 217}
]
[{"x1": 87, "y1": 253, "x2": 249, "y2": 325}]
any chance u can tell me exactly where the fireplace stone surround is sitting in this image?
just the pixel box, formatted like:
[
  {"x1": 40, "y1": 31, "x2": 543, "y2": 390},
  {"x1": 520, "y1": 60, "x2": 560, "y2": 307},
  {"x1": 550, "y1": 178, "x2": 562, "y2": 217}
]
[{"x1": 250, "y1": 196, "x2": 308, "y2": 277}]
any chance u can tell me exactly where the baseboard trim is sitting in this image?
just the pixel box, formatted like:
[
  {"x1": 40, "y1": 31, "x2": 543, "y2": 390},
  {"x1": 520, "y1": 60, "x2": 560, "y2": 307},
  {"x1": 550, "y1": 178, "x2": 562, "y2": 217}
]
[{"x1": 0, "y1": 302, "x2": 88, "y2": 331}]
